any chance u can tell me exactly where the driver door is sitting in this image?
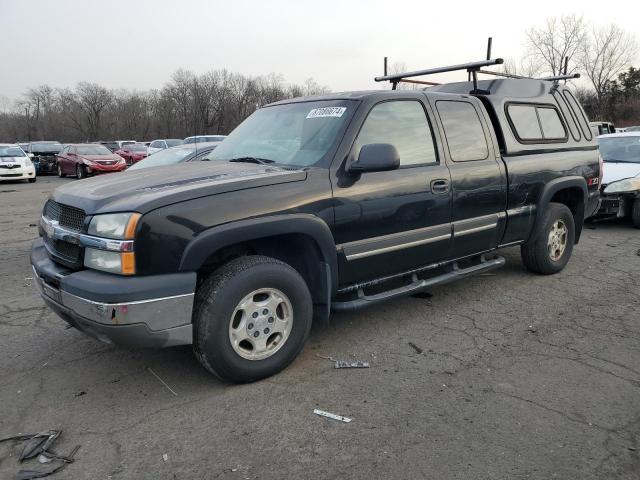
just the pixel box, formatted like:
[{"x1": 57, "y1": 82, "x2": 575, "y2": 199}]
[{"x1": 331, "y1": 98, "x2": 453, "y2": 285}]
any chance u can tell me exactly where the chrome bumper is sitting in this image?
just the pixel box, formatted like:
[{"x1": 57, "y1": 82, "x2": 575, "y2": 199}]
[{"x1": 31, "y1": 262, "x2": 195, "y2": 348}]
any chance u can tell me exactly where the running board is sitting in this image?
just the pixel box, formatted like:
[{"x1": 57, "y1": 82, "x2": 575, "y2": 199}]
[{"x1": 331, "y1": 255, "x2": 505, "y2": 312}]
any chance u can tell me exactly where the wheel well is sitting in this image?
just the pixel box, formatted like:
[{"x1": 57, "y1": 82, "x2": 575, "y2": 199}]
[
  {"x1": 196, "y1": 233, "x2": 330, "y2": 306},
  {"x1": 549, "y1": 187, "x2": 585, "y2": 242}
]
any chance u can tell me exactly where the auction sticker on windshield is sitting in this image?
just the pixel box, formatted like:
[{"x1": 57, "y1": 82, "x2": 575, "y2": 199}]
[{"x1": 306, "y1": 107, "x2": 346, "y2": 119}]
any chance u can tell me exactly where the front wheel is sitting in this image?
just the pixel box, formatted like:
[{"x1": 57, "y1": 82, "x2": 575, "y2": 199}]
[
  {"x1": 57, "y1": 164, "x2": 66, "y2": 178},
  {"x1": 521, "y1": 202, "x2": 575, "y2": 275},
  {"x1": 193, "y1": 255, "x2": 312, "y2": 383},
  {"x1": 28, "y1": 177, "x2": 36, "y2": 183},
  {"x1": 632, "y1": 198, "x2": 640, "y2": 229},
  {"x1": 76, "y1": 164, "x2": 87, "y2": 179}
]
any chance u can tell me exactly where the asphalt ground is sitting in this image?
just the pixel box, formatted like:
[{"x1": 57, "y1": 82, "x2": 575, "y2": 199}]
[{"x1": 1, "y1": 176, "x2": 639, "y2": 479}]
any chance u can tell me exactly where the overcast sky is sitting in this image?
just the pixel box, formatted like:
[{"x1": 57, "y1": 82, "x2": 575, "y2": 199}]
[{"x1": 1, "y1": 0, "x2": 638, "y2": 101}]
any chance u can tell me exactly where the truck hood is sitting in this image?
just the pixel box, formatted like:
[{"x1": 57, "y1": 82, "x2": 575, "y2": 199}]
[
  {"x1": 52, "y1": 161, "x2": 307, "y2": 215},
  {"x1": 602, "y1": 162, "x2": 640, "y2": 185}
]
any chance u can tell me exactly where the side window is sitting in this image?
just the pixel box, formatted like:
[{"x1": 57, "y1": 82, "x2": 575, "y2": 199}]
[
  {"x1": 150, "y1": 141, "x2": 159, "y2": 148},
  {"x1": 354, "y1": 100, "x2": 437, "y2": 166},
  {"x1": 563, "y1": 90, "x2": 593, "y2": 140},
  {"x1": 508, "y1": 105, "x2": 542, "y2": 140},
  {"x1": 506, "y1": 104, "x2": 567, "y2": 143},
  {"x1": 553, "y1": 91, "x2": 581, "y2": 141},
  {"x1": 436, "y1": 100, "x2": 489, "y2": 161}
]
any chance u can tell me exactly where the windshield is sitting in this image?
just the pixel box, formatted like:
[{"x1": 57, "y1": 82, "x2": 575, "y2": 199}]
[
  {"x1": 77, "y1": 145, "x2": 112, "y2": 155},
  {"x1": 127, "y1": 146, "x2": 196, "y2": 170},
  {"x1": 207, "y1": 101, "x2": 351, "y2": 167},
  {"x1": 101, "y1": 142, "x2": 118, "y2": 150},
  {"x1": 31, "y1": 142, "x2": 62, "y2": 153},
  {"x1": 126, "y1": 144, "x2": 147, "y2": 152},
  {"x1": 166, "y1": 139, "x2": 183, "y2": 147},
  {"x1": 0, "y1": 146, "x2": 26, "y2": 157},
  {"x1": 598, "y1": 137, "x2": 640, "y2": 163}
]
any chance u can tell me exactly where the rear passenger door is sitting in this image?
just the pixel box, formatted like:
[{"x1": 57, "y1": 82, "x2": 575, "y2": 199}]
[
  {"x1": 433, "y1": 98, "x2": 507, "y2": 258},
  {"x1": 332, "y1": 98, "x2": 452, "y2": 285}
]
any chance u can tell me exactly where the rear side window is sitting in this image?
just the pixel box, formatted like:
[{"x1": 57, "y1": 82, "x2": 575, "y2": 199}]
[
  {"x1": 436, "y1": 100, "x2": 489, "y2": 161},
  {"x1": 563, "y1": 90, "x2": 593, "y2": 140},
  {"x1": 552, "y1": 91, "x2": 581, "y2": 141},
  {"x1": 506, "y1": 104, "x2": 567, "y2": 143},
  {"x1": 355, "y1": 100, "x2": 437, "y2": 166}
]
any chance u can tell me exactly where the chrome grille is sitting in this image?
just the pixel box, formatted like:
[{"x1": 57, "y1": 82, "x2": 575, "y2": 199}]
[
  {"x1": 44, "y1": 200, "x2": 86, "y2": 232},
  {"x1": 44, "y1": 236, "x2": 81, "y2": 264}
]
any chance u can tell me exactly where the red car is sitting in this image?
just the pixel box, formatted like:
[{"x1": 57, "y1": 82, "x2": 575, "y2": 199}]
[
  {"x1": 56, "y1": 144, "x2": 126, "y2": 179},
  {"x1": 115, "y1": 143, "x2": 148, "y2": 165}
]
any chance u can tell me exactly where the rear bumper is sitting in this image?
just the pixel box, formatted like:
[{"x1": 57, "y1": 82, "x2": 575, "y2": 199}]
[{"x1": 30, "y1": 238, "x2": 196, "y2": 348}]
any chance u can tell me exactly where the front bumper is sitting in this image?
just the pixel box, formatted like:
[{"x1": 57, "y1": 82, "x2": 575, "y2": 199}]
[
  {"x1": 31, "y1": 239, "x2": 196, "y2": 348},
  {"x1": 86, "y1": 163, "x2": 127, "y2": 174},
  {"x1": 595, "y1": 192, "x2": 638, "y2": 218},
  {"x1": 0, "y1": 165, "x2": 35, "y2": 180}
]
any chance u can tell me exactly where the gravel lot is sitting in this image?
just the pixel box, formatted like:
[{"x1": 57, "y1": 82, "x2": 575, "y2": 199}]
[{"x1": 1, "y1": 176, "x2": 639, "y2": 480}]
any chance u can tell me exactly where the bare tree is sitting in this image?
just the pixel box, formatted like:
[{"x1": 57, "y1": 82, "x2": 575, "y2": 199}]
[
  {"x1": 501, "y1": 56, "x2": 544, "y2": 78},
  {"x1": 525, "y1": 15, "x2": 587, "y2": 76},
  {"x1": 580, "y1": 24, "x2": 638, "y2": 113}
]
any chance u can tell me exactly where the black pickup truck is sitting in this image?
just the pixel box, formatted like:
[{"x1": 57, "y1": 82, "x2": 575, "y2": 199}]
[{"x1": 31, "y1": 62, "x2": 600, "y2": 382}]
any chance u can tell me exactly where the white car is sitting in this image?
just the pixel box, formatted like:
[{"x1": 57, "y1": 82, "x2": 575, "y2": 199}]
[
  {"x1": 147, "y1": 139, "x2": 183, "y2": 156},
  {"x1": 596, "y1": 132, "x2": 640, "y2": 227},
  {"x1": 0, "y1": 144, "x2": 36, "y2": 183},
  {"x1": 183, "y1": 135, "x2": 227, "y2": 144}
]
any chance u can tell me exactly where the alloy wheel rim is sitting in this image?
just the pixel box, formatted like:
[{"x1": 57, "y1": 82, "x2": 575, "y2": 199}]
[
  {"x1": 547, "y1": 220, "x2": 568, "y2": 261},
  {"x1": 228, "y1": 288, "x2": 293, "y2": 361}
]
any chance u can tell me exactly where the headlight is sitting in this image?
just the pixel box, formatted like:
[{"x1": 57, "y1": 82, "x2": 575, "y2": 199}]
[
  {"x1": 84, "y1": 248, "x2": 136, "y2": 275},
  {"x1": 603, "y1": 177, "x2": 640, "y2": 194},
  {"x1": 87, "y1": 212, "x2": 141, "y2": 239},
  {"x1": 82, "y1": 158, "x2": 95, "y2": 165}
]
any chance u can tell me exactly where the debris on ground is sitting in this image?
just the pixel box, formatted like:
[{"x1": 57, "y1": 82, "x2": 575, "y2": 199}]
[
  {"x1": 162, "y1": 453, "x2": 169, "y2": 462},
  {"x1": 408, "y1": 342, "x2": 423, "y2": 355},
  {"x1": 147, "y1": 367, "x2": 178, "y2": 397},
  {"x1": 636, "y1": 249, "x2": 640, "y2": 257},
  {"x1": 313, "y1": 409, "x2": 352, "y2": 423},
  {"x1": 317, "y1": 355, "x2": 370, "y2": 369},
  {"x1": 0, "y1": 430, "x2": 80, "y2": 479},
  {"x1": 334, "y1": 360, "x2": 370, "y2": 369},
  {"x1": 527, "y1": 325, "x2": 538, "y2": 333},
  {"x1": 73, "y1": 390, "x2": 86, "y2": 398}
]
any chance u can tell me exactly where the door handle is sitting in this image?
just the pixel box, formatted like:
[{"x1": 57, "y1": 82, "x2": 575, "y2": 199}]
[{"x1": 430, "y1": 179, "x2": 450, "y2": 194}]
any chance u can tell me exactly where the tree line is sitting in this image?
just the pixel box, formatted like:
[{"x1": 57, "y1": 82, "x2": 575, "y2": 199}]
[
  {"x1": 0, "y1": 71, "x2": 328, "y2": 142},
  {"x1": 507, "y1": 15, "x2": 638, "y2": 124}
]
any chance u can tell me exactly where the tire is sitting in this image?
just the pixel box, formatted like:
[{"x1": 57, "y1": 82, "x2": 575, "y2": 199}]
[
  {"x1": 28, "y1": 177, "x2": 36, "y2": 183},
  {"x1": 193, "y1": 255, "x2": 313, "y2": 383},
  {"x1": 521, "y1": 202, "x2": 575, "y2": 275},
  {"x1": 632, "y1": 198, "x2": 640, "y2": 229},
  {"x1": 57, "y1": 164, "x2": 66, "y2": 178},
  {"x1": 76, "y1": 164, "x2": 87, "y2": 179}
]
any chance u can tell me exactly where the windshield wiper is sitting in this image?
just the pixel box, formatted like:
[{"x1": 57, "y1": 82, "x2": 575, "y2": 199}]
[{"x1": 227, "y1": 156, "x2": 275, "y2": 165}]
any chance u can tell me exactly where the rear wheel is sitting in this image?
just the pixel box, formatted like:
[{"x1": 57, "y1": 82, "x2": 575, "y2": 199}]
[
  {"x1": 193, "y1": 255, "x2": 313, "y2": 383},
  {"x1": 521, "y1": 202, "x2": 575, "y2": 275},
  {"x1": 28, "y1": 177, "x2": 36, "y2": 183},
  {"x1": 632, "y1": 198, "x2": 640, "y2": 229},
  {"x1": 57, "y1": 164, "x2": 66, "y2": 178},
  {"x1": 76, "y1": 164, "x2": 87, "y2": 179}
]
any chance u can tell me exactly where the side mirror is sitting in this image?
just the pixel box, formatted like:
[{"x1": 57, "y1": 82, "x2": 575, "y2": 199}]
[
  {"x1": 348, "y1": 143, "x2": 400, "y2": 173},
  {"x1": 27, "y1": 153, "x2": 34, "y2": 158}
]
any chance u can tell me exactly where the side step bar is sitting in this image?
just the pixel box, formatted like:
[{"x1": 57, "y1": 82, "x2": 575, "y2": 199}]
[{"x1": 331, "y1": 255, "x2": 505, "y2": 312}]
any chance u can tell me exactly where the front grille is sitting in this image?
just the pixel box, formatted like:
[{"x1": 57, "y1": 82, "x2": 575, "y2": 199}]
[
  {"x1": 0, "y1": 173, "x2": 22, "y2": 177},
  {"x1": 43, "y1": 235, "x2": 82, "y2": 267},
  {"x1": 0, "y1": 164, "x2": 20, "y2": 169},
  {"x1": 44, "y1": 200, "x2": 86, "y2": 232},
  {"x1": 36, "y1": 155, "x2": 56, "y2": 164}
]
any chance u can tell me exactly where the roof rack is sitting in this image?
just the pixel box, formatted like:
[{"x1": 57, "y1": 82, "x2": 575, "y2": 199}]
[
  {"x1": 376, "y1": 38, "x2": 581, "y2": 93},
  {"x1": 375, "y1": 58, "x2": 504, "y2": 93}
]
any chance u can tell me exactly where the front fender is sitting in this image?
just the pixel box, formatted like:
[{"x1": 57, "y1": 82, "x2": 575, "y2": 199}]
[{"x1": 178, "y1": 214, "x2": 338, "y2": 294}]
